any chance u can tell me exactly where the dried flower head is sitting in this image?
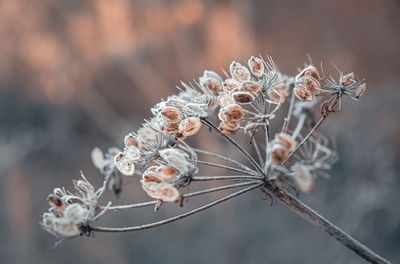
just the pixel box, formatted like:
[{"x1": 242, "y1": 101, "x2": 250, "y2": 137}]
[
  {"x1": 248, "y1": 56, "x2": 265, "y2": 78},
  {"x1": 230, "y1": 61, "x2": 251, "y2": 83}
]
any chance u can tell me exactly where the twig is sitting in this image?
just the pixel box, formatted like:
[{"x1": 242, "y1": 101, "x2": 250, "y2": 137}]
[{"x1": 264, "y1": 185, "x2": 391, "y2": 264}]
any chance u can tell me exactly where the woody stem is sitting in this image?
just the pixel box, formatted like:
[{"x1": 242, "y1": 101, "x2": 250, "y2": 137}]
[{"x1": 263, "y1": 184, "x2": 391, "y2": 264}]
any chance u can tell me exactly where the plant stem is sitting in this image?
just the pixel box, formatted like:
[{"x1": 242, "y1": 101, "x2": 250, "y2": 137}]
[
  {"x1": 264, "y1": 185, "x2": 391, "y2": 264},
  {"x1": 91, "y1": 184, "x2": 262, "y2": 232}
]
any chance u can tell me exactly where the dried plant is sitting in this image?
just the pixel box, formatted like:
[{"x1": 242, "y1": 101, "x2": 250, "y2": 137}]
[{"x1": 40, "y1": 56, "x2": 390, "y2": 263}]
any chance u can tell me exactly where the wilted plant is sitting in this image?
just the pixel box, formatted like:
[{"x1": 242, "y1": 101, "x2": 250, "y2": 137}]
[{"x1": 40, "y1": 55, "x2": 389, "y2": 263}]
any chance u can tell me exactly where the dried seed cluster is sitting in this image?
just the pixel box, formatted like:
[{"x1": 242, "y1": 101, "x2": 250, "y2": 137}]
[{"x1": 41, "y1": 55, "x2": 366, "y2": 241}]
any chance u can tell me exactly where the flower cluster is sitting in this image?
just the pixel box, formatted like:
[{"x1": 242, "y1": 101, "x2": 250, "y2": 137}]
[
  {"x1": 41, "y1": 173, "x2": 103, "y2": 238},
  {"x1": 42, "y1": 54, "x2": 367, "y2": 241}
]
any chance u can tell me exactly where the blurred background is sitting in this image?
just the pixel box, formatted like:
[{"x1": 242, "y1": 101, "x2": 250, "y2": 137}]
[{"x1": 1, "y1": 0, "x2": 399, "y2": 263}]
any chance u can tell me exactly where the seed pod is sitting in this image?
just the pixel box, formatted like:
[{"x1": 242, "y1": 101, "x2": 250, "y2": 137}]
[
  {"x1": 231, "y1": 91, "x2": 255, "y2": 104},
  {"x1": 91, "y1": 147, "x2": 105, "y2": 170},
  {"x1": 292, "y1": 163, "x2": 315, "y2": 192},
  {"x1": 223, "y1": 104, "x2": 245, "y2": 123},
  {"x1": 230, "y1": 61, "x2": 251, "y2": 83},
  {"x1": 294, "y1": 76, "x2": 320, "y2": 101},
  {"x1": 219, "y1": 121, "x2": 240, "y2": 135},
  {"x1": 342, "y1": 72, "x2": 355, "y2": 86},
  {"x1": 296, "y1": 65, "x2": 320, "y2": 82},
  {"x1": 163, "y1": 122, "x2": 180, "y2": 135},
  {"x1": 144, "y1": 183, "x2": 180, "y2": 202},
  {"x1": 161, "y1": 106, "x2": 183, "y2": 123},
  {"x1": 274, "y1": 133, "x2": 296, "y2": 152},
  {"x1": 124, "y1": 134, "x2": 140, "y2": 148},
  {"x1": 241, "y1": 80, "x2": 262, "y2": 97},
  {"x1": 199, "y1": 70, "x2": 223, "y2": 94},
  {"x1": 159, "y1": 148, "x2": 191, "y2": 172},
  {"x1": 270, "y1": 144, "x2": 289, "y2": 165},
  {"x1": 248, "y1": 56, "x2": 265, "y2": 78},
  {"x1": 355, "y1": 83, "x2": 366, "y2": 99},
  {"x1": 179, "y1": 117, "x2": 202, "y2": 137},
  {"x1": 222, "y1": 78, "x2": 240, "y2": 93},
  {"x1": 158, "y1": 165, "x2": 179, "y2": 181},
  {"x1": 115, "y1": 152, "x2": 135, "y2": 176}
]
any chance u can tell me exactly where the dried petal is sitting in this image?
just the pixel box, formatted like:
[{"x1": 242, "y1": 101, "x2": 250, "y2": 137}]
[{"x1": 274, "y1": 133, "x2": 296, "y2": 152}]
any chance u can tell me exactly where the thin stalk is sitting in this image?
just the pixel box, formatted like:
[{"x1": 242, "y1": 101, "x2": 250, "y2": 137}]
[
  {"x1": 265, "y1": 185, "x2": 391, "y2": 264},
  {"x1": 191, "y1": 176, "x2": 263, "y2": 181},
  {"x1": 201, "y1": 118, "x2": 264, "y2": 175},
  {"x1": 282, "y1": 90, "x2": 296, "y2": 133},
  {"x1": 91, "y1": 184, "x2": 262, "y2": 232},
  {"x1": 103, "y1": 181, "x2": 259, "y2": 211},
  {"x1": 192, "y1": 147, "x2": 255, "y2": 173},
  {"x1": 197, "y1": 160, "x2": 257, "y2": 175},
  {"x1": 281, "y1": 96, "x2": 339, "y2": 166},
  {"x1": 250, "y1": 132, "x2": 264, "y2": 166}
]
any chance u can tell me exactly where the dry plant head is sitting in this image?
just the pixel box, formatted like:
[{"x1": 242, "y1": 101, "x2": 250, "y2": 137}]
[{"x1": 37, "y1": 54, "x2": 387, "y2": 264}]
